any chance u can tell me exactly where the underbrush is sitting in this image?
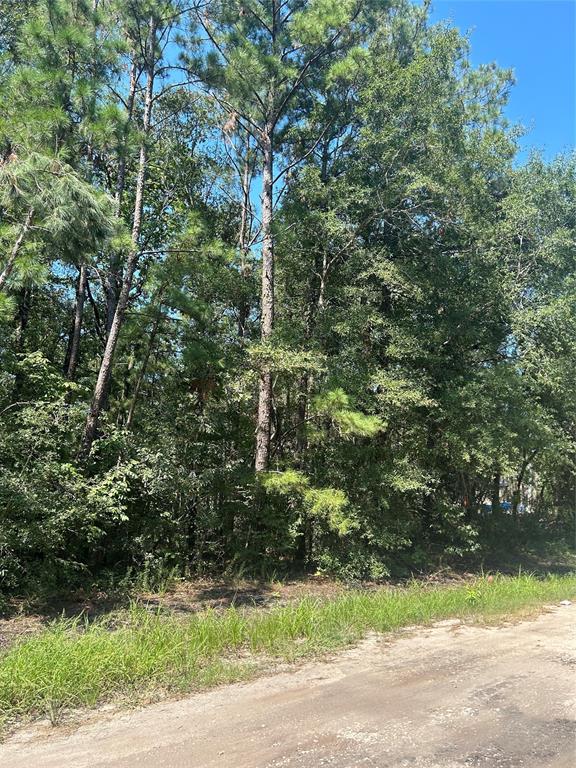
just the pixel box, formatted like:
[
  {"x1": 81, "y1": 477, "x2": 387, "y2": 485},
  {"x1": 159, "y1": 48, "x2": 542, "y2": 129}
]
[{"x1": 1, "y1": 573, "x2": 574, "y2": 731}]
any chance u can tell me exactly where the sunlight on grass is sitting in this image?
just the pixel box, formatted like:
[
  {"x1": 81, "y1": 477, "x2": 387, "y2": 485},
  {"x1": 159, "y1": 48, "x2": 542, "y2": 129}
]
[{"x1": 1, "y1": 573, "x2": 574, "y2": 727}]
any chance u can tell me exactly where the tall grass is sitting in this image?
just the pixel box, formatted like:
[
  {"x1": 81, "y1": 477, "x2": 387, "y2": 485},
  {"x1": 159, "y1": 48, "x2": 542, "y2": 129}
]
[{"x1": 1, "y1": 573, "x2": 574, "y2": 727}]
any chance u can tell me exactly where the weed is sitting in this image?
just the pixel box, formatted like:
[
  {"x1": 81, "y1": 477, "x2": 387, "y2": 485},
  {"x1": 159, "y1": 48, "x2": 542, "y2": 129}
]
[{"x1": 0, "y1": 573, "x2": 574, "y2": 728}]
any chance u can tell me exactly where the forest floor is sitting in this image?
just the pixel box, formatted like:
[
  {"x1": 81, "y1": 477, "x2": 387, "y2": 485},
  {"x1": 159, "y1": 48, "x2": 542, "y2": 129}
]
[
  {"x1": 0, "y1": 575, "x2": 350, "y2": 651},
  {"x1": 2, "y1": 548, "x2": 575, "y2": 651},
  {"x1": 1, "y1": 602, "x2": 575, "y2": 767}
]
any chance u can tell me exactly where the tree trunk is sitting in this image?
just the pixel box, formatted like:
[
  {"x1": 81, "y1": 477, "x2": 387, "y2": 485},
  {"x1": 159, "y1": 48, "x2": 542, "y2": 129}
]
[
  {"x1": 237, "y1": 138, "x2": 252, "y2": 338},
  {"x1": 294, "y1": 138, "x2": 330, "y2": 462},
  {"x1": 0, "y1": 207, "x2": 34, "y2": 292},
  {"x1": 491, "y1": 468, "x2": 501, "y2": 515},
  {"x1": 64, "y1": 264, "x2": 87, "y2": 380},
  {"x1": 106, "y1": 60, "x2": 138, "y2": 335},
  {"x1": 511, "y1": 487, "x2": 521, "y2": 520},
  {"x1": 80, "y1": 17, "x2": 156, "y2": 457},
  {"x1": 125, "y1": 310, "x2": 162, "y2": 429},
  {"x1": 511, "y1": 449, "x2": 538, "y2": 518},
  {"x1": 12, "y1": 286, "x2": 32, "y2": 399},
  {"x1": 255, "y1": 124, "x2": 274, "y2": 472},
  {"x1": 14, "y1": 287, "x2": 31, "y2": 352}
]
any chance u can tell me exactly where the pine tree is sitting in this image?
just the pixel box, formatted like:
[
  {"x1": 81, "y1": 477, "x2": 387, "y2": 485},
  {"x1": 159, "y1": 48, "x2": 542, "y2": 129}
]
[{"x1": 190, "y1": 0, "x2": 375, "y2": 470}]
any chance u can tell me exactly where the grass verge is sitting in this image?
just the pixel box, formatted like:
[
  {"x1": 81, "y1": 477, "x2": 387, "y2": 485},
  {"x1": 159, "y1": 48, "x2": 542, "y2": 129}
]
[{"x1": 1, "y1": 573, "x2": 574, "y2": 731}]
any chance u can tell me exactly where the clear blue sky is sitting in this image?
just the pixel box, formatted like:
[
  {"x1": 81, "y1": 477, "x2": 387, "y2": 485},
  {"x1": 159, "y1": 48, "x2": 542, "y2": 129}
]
[{"x1": 428, "y1": 0, "x2": 576, "y2": 161}]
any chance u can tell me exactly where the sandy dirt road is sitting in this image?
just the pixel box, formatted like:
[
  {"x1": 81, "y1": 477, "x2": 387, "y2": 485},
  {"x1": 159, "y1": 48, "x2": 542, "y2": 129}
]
[{"x1": 2, "y1": 605, "x2": 575, "y2": 768}]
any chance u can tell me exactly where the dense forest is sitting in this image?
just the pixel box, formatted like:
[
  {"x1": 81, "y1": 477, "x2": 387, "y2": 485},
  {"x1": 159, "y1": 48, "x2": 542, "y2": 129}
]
[{"x1": 0, "y1": 0, "x2": 575, "y2": 593}]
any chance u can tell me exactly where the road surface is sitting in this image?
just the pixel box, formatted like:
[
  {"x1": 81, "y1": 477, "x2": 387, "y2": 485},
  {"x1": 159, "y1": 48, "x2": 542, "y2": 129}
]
[{"x1": 2, "y1": 605, "x2": 575, "y2": 767}]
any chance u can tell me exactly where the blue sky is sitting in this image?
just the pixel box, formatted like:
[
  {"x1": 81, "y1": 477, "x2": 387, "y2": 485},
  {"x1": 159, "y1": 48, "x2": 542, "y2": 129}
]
[{"x1": 428, "y1": 0, "x2": 576, "y2": 161}]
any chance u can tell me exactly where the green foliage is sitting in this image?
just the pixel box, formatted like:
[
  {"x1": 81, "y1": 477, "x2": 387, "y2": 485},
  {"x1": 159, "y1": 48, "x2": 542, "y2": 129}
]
[
  {"x1": 304, "y1": 488, "x2": 354, "y2": 535},
  {"x1": 260, "y1": 470, "x2": 310, "y2": 495},
  {"x1": 312, "y1": 389, "x2": 384, "y2": 437},
  {"x1": 248, "y1": 345, "x2": 327, "y2": 377},
  {"x1": 261, "y1": 471, "x2": 354, "y2": 536},
  {"x1": 0, "y1": 0, "x2": 574, "y2": 593}
]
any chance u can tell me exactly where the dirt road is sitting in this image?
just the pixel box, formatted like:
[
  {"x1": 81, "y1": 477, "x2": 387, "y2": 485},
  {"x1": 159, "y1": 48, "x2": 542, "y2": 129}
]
[{"x1": 2, "y1": 605, "x2": 575, "y2": 767}]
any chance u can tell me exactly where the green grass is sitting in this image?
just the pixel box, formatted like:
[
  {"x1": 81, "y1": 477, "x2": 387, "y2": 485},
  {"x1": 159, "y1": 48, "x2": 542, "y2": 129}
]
[{"x1": 1, "y1": 573, "x2": 575, "y2": 729}]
